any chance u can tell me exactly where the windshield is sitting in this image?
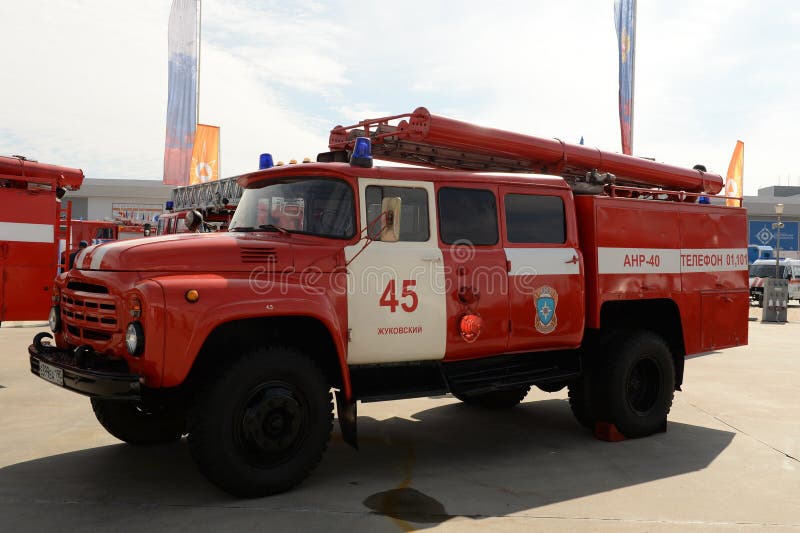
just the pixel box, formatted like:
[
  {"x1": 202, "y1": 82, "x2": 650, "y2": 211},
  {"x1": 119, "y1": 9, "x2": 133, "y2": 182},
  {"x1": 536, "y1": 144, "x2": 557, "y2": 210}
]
[
  {"x1": 229, "y1": 177, "x2": 355, "y2": 239},
  {"x1": 750, "y1": 264, "x2": 786, "y2": 278}
]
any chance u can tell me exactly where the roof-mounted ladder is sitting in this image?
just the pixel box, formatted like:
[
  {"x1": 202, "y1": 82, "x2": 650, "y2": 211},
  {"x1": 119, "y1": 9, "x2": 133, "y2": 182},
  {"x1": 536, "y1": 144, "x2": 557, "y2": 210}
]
[
  {"x1": 170, "y1": 176, "x2": 243, "y2": 212},
  {"x1": 328, "y1": 107, "x2": 723, "y2": 197}
]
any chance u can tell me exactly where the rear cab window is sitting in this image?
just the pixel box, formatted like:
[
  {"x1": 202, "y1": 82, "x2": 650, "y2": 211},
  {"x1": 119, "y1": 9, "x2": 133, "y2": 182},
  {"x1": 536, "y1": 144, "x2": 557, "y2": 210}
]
[
  {"x1": 437, "y1": 187, "x2": 498, "y2": 245},
  {"x1": 504, "y1": 193, "x2": 566, "y2": 244}
]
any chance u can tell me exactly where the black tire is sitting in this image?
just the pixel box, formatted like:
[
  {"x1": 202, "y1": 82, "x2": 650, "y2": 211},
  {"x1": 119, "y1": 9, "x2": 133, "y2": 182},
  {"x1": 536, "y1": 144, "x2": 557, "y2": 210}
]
[
  {"x1": 595, "y1": 331, "x2": 675, "y2": 438},
  {"x1": 567, "y1": 376, "x2": 596, "y2": 429},
  {"x1": 536, "y1": 382, "x2": 566, "y2": 393},
  {"x1": 452, "y1": 386, "x2": 530, "y2": 409},
  {"x1": 568, "y1": 337, "x2": 608, "y2": 430},
  {"x1": 91, "y1": 399, "x2": 184, "y2": 445},
  {"x1": 187, "y1": 346, "x2": 333, "y2": 497}
]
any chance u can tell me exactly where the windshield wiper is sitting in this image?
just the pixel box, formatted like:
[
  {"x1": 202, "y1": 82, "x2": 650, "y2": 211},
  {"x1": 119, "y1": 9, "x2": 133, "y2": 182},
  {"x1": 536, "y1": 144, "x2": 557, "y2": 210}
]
[
  {"x1": 230, "y1": 224, "x2": 290, "y2": 236},
  {"x1": 258, "y1": 224, "x2": 290, "y2": 236}
]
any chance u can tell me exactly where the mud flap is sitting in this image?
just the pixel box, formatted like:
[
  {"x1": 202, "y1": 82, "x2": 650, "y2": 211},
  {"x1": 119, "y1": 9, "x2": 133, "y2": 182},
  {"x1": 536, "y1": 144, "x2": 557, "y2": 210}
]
[{"x1": 335, "y1": 390, "x2": 358, "y2": 449}]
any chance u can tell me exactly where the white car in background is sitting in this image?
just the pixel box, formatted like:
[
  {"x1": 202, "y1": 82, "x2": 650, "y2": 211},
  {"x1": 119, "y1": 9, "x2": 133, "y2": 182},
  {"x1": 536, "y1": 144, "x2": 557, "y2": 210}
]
[{"x1": 749, "y1": 259, "x2": 800, "y2": 306}]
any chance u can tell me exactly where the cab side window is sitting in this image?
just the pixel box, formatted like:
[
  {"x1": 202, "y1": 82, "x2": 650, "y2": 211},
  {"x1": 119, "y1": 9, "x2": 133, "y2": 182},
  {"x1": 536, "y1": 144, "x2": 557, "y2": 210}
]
[
  {"x1": 438, "y1": 187, "x2": 498, "y2": 245},
  {"x1": 504, "y1": 194, "x2": 565, "y2": 244},
  {"x1": 365, "y1": 185, "x2": 429, "y2": 241}
]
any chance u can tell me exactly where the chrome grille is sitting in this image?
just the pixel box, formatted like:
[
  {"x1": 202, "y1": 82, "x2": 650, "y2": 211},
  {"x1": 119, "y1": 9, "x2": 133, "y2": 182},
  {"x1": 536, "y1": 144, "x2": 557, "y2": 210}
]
[{"x1": 61, "y1": 283, "x2": 119, "y2": 344}]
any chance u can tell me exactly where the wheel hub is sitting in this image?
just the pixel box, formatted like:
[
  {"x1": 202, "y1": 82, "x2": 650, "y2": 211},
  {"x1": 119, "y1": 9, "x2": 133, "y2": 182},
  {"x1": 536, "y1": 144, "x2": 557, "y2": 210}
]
[
  {"x1": 241, "y1": 387, "x2": 304, "y2": 453},
  {"x1": 626, "y1": 358, "x2": 660, "y2": 415}
]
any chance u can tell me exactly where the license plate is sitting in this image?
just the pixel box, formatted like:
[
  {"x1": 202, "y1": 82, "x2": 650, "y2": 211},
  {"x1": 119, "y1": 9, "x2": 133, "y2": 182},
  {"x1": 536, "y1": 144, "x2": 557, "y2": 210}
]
[{"x1": 38, "y1": 361, "x2": 64, "y2": 386}]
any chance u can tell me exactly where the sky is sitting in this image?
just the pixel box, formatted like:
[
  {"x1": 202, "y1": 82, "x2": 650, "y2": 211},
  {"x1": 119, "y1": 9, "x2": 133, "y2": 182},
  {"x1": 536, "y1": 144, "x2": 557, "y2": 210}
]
[{"x1": 1, "y1": 0, "x2": 799, "y2": 196}]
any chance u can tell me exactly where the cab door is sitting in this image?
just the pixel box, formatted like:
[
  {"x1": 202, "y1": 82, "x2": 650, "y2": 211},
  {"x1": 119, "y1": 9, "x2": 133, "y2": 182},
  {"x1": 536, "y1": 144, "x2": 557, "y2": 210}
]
[
  {"x1": 436, "y1": 185, "x2": 509, "y2": 361},
  {"x1": 501, "y1": 186, "x2": 584, "y2": 352},
  {"x1": 345, "y1": 178, "x2": 447, "y2": 365}
]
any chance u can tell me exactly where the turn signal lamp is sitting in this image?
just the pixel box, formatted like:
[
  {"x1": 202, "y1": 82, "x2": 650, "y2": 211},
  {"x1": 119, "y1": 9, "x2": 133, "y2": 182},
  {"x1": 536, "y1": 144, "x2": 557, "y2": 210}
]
[
  {"x1": 459, "y1": 313, "x2": 482, "y2": 343},
  {"x1": 289, "y1": 159, "x2": 298, "y2": 164},
  {"x1": 185, "y1": 289, "x2": 200, "y2": 303},
  {"x1": 302, "y1": 157, "x2": 312, "y2": 163},
  {"x1": 129, "y1": 296, "x2": 142, "y2": 318},
  {"x1": 259, "y1": 153, "x2": 274, "y2": 170},
  {"x1": 350, "y1": 137, "x2": 373, "y2": 168}
]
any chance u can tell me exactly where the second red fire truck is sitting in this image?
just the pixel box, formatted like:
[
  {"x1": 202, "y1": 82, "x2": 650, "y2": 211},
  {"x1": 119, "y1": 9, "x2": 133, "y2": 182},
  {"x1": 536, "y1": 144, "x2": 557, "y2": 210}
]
[
  {"x1": 29, "y1": 107, "x2": 748, "y2": 496},
  {"x1": 0, "y1": 155, "x2": 83, "y2": 323}
]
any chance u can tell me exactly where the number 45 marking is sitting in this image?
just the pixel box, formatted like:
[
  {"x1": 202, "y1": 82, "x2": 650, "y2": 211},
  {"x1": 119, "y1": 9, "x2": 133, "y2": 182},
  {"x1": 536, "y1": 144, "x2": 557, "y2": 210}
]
[{"x1": 379, "y1": 279, "x2": 419, "y2": 313}]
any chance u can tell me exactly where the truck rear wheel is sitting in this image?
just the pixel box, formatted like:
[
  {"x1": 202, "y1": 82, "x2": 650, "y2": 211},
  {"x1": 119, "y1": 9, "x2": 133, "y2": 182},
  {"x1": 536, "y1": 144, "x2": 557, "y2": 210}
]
[
  {"x1": 452, "y1": 386, "x2": 530, "y2": 409},
  {"x1": 567, "y1": 377, "x2": 596, "y2": 429},
  {"x1": 90, "y1": 399, "x2": 184, "y2": 445},
  {"x1": 187, "y1": 347, "x2": 333, "y2": 497},
  {"x1": 596, "y1": 331, "x2": 675, "y2": 438}
]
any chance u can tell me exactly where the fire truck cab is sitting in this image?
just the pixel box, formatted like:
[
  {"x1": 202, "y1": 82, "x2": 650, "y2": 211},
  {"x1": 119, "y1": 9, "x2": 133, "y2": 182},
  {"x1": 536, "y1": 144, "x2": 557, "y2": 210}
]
[{"x1": 29, "y1": 108, "x2": 748, "y2": 497}]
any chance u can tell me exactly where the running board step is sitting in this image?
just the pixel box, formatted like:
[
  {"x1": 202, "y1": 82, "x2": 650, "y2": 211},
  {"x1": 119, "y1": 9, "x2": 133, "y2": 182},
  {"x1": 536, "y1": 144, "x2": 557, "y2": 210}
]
[{"x1": 442, "y1": 350, "x2": 581, "y2": 395}]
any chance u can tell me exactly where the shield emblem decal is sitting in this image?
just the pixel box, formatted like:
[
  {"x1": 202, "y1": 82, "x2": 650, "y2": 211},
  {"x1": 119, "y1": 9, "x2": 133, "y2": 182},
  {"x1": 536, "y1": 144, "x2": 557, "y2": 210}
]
[{"x1": 533, "y1": 286, "x2": 558, "y2": 334}]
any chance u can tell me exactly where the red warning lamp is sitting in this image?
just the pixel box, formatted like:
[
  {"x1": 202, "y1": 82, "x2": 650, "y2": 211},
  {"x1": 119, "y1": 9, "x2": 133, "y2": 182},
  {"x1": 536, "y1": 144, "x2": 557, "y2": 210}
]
[{"x1": 459, "y1": 313, "x2": 482, "y2": 343}]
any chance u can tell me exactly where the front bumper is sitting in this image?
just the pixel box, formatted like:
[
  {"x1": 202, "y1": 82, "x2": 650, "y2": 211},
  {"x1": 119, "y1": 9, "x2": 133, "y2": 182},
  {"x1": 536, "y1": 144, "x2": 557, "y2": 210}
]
[{"x1": 29, "y1": 334, "x2": 141, "y2": 400}]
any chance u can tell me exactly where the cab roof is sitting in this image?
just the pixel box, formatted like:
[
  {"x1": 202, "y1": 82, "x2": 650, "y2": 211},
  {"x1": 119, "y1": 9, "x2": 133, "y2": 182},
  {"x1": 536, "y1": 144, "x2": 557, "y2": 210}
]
[{"x1": 237, "y1": 162, "x2": 570, "y2": 191}]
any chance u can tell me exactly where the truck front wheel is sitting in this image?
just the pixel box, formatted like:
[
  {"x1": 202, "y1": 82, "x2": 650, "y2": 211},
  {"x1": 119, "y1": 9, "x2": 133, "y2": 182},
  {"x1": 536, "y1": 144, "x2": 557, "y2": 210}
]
[
  {"x1": 597, "y1": 331, "x2": 675, "y2": 438},
  {"x1": 90, "y1": 399, "x2": 184, "y2": 445},
  {"x1": 187, "y1": 347, "x2": 333, "y2": 497}
]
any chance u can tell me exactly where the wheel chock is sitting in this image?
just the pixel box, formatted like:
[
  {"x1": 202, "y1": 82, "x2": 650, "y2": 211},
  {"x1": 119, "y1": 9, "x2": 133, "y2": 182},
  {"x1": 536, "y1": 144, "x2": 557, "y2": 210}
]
[
  {"x1": 593, "y1": 419, "x2": 668, "y2": 441},
  {"x1": 593, "y1": 422, "x2": 626, "y2": 442}
]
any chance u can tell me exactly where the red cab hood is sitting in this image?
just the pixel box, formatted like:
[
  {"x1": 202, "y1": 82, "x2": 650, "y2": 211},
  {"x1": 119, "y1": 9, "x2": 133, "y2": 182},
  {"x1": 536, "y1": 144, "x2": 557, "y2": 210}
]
[{"x1": 74, "y1": 232, "x2": 295, "y2": 273}]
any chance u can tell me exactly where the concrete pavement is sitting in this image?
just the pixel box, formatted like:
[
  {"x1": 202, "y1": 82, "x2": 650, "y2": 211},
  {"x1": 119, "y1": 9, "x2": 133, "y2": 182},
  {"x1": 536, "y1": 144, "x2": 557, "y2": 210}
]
[{"x1": 1, "y1": 312, "x2": 799, "y2": 532}]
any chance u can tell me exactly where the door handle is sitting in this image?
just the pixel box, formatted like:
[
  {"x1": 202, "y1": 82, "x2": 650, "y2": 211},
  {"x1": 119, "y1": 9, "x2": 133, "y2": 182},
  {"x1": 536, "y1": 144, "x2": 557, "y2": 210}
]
[
  {"x1": 422, "y1": 254, "x2": 441, "y2": 262},
  {"x1": 565, "y1": 255, "x2": 579, "y2": 264}
]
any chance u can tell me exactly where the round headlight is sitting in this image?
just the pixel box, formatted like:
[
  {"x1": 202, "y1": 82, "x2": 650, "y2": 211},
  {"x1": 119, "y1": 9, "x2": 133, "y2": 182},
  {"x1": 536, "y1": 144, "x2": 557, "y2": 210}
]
[
  {"x1": 49, "y1": 306, "x2": 61, "y2": 333},
  {"x1": 125, "y1": 322, "x2": 144, "y2": 356}
]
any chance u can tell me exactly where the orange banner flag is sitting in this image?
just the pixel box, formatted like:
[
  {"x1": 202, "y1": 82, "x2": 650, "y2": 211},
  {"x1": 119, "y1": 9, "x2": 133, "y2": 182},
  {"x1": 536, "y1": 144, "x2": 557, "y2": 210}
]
[
  {"x1": 725, "y1": 140, "x2": 744, "y2": 207},
  {"x1": 189, "y1": 124, "x2": 220, "y2": 185}
]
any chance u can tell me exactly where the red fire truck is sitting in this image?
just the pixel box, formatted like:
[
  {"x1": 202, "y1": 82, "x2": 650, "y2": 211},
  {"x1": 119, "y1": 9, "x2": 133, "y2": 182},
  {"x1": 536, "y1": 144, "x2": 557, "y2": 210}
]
[
  {"x1": 1, "y1": 155, "x2": 83, "y2": 323},
  {"x1": 29, "y1": 107, "x2": 748, "y2": 497},
  {"x1": 65, "y1": 220, "x2": 151, "y2": 260}
]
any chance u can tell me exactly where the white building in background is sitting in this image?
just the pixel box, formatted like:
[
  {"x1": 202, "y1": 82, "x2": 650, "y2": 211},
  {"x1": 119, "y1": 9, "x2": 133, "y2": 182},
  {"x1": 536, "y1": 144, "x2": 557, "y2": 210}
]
[{"x1": 63, "y1": 179, "x2": 171, "y2": 223}]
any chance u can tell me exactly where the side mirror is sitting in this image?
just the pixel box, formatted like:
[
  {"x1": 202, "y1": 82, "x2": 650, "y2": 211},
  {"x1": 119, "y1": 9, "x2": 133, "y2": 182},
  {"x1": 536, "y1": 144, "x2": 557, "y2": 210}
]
[{"x1": 380, "y1": 197, "x2": 402, "y2": 242}]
